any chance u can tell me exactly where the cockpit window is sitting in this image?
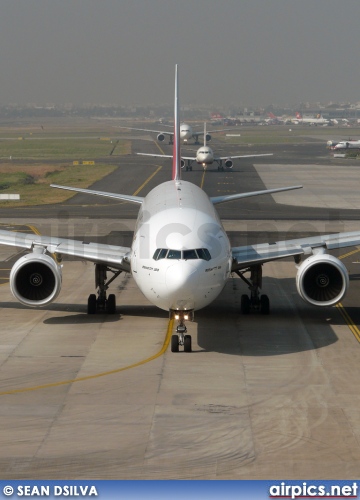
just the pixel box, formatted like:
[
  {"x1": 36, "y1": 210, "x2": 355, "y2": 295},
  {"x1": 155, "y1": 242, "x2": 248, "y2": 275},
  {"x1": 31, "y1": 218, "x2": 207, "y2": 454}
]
[
  {"x1": 196, "y1": 248, "x2": 211, "y2": 261},
  {"x1": 167, "y1": 249, "x2": 181, "y2": 259},
  {"x1": 153, "y1": 248, "x2": 168, "y2": 260},
  {"x1": 153, "y1": 248, "x2": 212, "y2": 261},
  {"x1": 183, "y1": 249, "x2": 198, "y2": 260}
]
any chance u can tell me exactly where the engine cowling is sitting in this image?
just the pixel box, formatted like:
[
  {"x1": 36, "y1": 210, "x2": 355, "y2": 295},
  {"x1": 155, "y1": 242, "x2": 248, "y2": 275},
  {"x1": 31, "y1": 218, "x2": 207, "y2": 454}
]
[
  {"x1": 224, "y1": 158, "x2": 233, "y2": 168},
  {"x1": 205, "y1": 134, "x2": 212, "y2": 142},
  {"x1": 181, "y1": 159, "x2": 185, "y2": 168},
  {"x1": 296, "y1": 253, "x2": 348, "y2": 307},
  {"x1": 157, "y1": 133, "x2": 165, "y2": 142},
  {"x1": 10, "y1": 253, "x2": 62, "y2": 307}
]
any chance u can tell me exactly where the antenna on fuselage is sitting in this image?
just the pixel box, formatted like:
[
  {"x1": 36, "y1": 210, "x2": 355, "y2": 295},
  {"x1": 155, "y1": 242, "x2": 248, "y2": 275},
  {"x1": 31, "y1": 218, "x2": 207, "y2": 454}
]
[{"x1": 172, "y1": 64, "x2": 181, "y2": 181}]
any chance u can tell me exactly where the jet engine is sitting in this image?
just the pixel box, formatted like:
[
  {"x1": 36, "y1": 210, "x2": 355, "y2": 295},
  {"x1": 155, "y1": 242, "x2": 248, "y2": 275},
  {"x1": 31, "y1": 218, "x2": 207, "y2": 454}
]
[
  {"x1": 181, "y1": 159, "x2": 185, "y2": 168},
  {"x1": 224, "y1": 159, "x2": 233, "y2": 168},
  {"x1": 10, "y1": 253, "x2": 62, "y2": 307},
  {"x1": 296, "y1": 253, "x2": 348, "y2": 307},
  {"x1": 205, "y1": 134, "x2": 212, "y2": 142},
  {"x1": 157, "y1": 133, "x2": 166, "y2": 142}
]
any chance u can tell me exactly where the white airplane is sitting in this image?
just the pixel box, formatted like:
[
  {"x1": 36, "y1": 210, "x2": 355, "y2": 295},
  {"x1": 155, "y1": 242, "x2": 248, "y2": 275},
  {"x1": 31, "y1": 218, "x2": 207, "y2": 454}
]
[
  {"x1": 137, "y1": 123, "x2": 273, "y2": 171},
  {"x1": 0, "y1": 65, "x2": 360, "y2": 354},
  {"x1": 291, "y1": 112, "x2": 330, "y2": 126},
  {"x1": 332, "y1": 139, "x2": 360, "y2": 150},
  {"x1": 120, "y1": 121, "x2": 231, "y2": 145}
]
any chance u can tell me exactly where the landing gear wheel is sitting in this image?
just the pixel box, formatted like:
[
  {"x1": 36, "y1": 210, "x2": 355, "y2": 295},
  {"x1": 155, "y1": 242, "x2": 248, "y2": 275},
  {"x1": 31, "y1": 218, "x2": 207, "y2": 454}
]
[
  {"x1": 184, "y1": 335, "x2": 192, "y2": 353},
  {"x1": 171, "y1": 334, "x2": 179, "y2": 353},
  {"x1": 260, "y1": 294, "x2": 270, "y2": 315},
  {"x1": 107, "y1": 294, "x2": 116, "y2": 314},
  {"x1": 240, "y1": 294, "x2": 251, "y2": 314},
  {"x1": 88, "y1": 294, "x2": 97, "y2": 314}
]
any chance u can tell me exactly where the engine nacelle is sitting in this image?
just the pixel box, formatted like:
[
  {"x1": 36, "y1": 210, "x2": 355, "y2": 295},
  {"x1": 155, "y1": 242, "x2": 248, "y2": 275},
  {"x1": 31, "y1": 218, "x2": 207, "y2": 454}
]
[
  {"x1": 10, "y1": 253, "x2": 62, "y2": 307},
  {"x1": 205, "y1": 134, "x2": 212, "y2": 142},
  {"x1": 224, "y1": 158, "x2": 233, "y2": 168},
  {"x1": 157, "y1": 133, "x2": 165, "y2": 142},
  {"x1": 180, "y1": 159, "x2": 185, "y2": 168},
  {"x1": 296, "y1": 253, "x2": 349, "y2": 307}
]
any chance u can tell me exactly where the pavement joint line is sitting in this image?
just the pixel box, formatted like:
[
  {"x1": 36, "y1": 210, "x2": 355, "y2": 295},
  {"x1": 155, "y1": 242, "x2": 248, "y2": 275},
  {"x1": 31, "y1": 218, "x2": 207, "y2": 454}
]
[{"x1": 0, "y1": 319, "x2": 174, "y2": 396}]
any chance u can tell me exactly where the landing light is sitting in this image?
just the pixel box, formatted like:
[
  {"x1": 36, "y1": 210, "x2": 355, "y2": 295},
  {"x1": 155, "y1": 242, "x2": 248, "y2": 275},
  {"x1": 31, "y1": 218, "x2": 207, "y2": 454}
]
[
  {"x1": 175, "y1": 314, "x2": 180, "y2": 320},
  {"x1": 184, "y1": 314, "x2": 189, "y2": 320}
]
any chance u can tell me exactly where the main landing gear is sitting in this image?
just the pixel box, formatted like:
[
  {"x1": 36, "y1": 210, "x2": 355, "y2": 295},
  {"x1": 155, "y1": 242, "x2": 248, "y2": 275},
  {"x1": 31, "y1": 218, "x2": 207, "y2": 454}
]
[
  {"x1": 87, "y1": 264, "x2": 122, "y2": 315},
  {"x1": 170, "y1": 310, "x2": 194, "y2": 352},
  {"x1": 234, "y1": 265, "x2": 270, "y2": 315},
  {"x1": 185, "y1": 160, "x2": 193, "y2": 172}
]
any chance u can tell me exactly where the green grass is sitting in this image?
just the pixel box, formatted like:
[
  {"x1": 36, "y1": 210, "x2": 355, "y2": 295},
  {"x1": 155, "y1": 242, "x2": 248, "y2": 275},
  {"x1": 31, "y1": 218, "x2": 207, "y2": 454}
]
[
  {"x1": 217, "y1": 126, "x2": 360, "y2": 146},
  {"x1": 0, "y1": 137, "x2": 130, "y2": 160},
  {"x1": 0, "y1": 131, "x2": 131, "y2": 206},
  {"x1": 0, "y1": 164, "x2": 119, "y2": 206}
]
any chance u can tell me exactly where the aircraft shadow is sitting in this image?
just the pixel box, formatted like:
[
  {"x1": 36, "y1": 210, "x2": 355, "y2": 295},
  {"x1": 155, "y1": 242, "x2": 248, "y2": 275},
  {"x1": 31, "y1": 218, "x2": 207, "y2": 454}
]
[{"x1": 195, "y1": 277, "x2": 347, "y2": 356}]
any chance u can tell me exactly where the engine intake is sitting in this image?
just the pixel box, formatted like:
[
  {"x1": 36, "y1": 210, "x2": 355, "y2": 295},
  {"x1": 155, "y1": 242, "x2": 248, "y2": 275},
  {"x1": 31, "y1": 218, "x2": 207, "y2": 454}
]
[
  {"x1": 205, "y1": 133, "x2": 212, "y2": 142},
  {"x1": 296, "y1": 253, "x2": 348, "y2": 306},
  {"x1": 157, "y1": 133, "x2": 165, "y2": 142},
  {"x1": 224, "y1": 158, "x2": 233, "y2": 168},
  {"x1": 10, "y1": 253, "x2": 62, "y2": 307}
]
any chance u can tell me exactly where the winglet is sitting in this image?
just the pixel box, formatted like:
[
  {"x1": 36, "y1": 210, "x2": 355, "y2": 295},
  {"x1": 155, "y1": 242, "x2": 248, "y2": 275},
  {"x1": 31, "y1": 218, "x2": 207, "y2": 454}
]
[{"x1": 172, "y1": 64, "x2": 181, "y2": 181}]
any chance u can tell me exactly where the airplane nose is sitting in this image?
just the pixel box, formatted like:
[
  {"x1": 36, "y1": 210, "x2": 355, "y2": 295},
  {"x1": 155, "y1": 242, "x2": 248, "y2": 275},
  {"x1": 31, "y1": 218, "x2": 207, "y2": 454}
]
[{"x1": 165, "y1": 261, "x2": 199, "y2": 298}]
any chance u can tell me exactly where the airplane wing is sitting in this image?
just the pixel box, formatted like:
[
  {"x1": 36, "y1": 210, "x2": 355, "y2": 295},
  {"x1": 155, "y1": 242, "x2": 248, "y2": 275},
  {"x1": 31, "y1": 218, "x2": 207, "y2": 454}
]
[
  {"x1": 231, "y1": 231, "x2": 360, "y2": 271},
  {"x1": 137, "y1": 152, "x2": 196, "y2": 161},
  {"x1": 0, "y1": 229, "x2": 131, "y2": 271},
  {"x1": 214, "y1": 153, "x2": 273, "y2": 161},
  {"x1": 137, "y1": 153, "x2": 173, "y2": 159},
  {"x1": 193, "y1": 128, "x2": 234, "y2": 136},
  {"x1": 210, "y1": 185, "x2": 302, "y2": 205},
  {"x1": 50, "y1": 184, "x2": 143, "y2": 204},
  {"x1": 120, "y1": 126, "x2": 173, "y2": 137}
]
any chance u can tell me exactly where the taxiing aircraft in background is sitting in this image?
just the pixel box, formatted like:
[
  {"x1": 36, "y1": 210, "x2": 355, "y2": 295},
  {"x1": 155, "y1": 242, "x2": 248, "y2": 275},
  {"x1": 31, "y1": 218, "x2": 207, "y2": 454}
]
[
  {"x1": 138, "y1": 123, "x2": 273, "y2": 171},
  {"x1": 0, "y1": 66, "x2": 359, "y2": 353},
  {"x1": 120, "y1": 121, "x2": 231, "y2": 145},
  {"x1": 291, "y1": 112, "x2": 330, "y2": 126},
  {"x1": 332, "y1": 139, "x2": 360, "y2": 150}
]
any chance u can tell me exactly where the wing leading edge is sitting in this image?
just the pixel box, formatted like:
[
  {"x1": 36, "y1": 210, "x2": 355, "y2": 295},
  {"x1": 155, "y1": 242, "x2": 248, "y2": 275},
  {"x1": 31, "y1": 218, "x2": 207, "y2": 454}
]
[
  {"x1": 0, "y1": 229, "x2": 131, "y2": 271},
  {"x1": 231, "y1": 231, "x2": 360, "y2": 270}
]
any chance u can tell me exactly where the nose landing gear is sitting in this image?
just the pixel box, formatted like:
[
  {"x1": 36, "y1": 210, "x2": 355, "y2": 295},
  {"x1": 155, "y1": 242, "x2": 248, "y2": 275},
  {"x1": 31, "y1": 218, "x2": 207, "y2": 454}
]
[{"x1": 170, "y1": 310, "x2": 194, "y2": 352}]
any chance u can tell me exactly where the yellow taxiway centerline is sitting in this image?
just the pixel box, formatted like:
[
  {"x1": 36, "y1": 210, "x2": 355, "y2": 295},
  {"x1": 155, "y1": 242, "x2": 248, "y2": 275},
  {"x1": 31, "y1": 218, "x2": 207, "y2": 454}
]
[{"x1": 0, "y1": 319, "x2": 174, "y2": 396}]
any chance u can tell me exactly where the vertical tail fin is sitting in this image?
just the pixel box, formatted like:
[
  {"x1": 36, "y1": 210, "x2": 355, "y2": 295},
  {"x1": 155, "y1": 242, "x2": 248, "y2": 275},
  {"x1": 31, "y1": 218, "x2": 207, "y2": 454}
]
[
  {"x1": 172, "y1": 64, "x2": 181, "y2": 181},
  {"x1": 204, "y1": 122, "x2": 207, "y2": 146}
]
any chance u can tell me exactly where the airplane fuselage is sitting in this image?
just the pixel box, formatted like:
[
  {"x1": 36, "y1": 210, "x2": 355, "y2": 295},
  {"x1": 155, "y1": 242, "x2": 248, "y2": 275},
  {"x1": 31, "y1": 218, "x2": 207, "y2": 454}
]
[
  {"x1": 180, "y1": 123, "x2": 193, "y2": 142},
  {"x1": 130, "y1": 180, "x2": 232, "y2": 312},
  {"x1": 334, "y1": 140, "x2": 360, "y2": 150},
  {"x1": 195, "y1": 146, "x2": 214, "y2": 166}
]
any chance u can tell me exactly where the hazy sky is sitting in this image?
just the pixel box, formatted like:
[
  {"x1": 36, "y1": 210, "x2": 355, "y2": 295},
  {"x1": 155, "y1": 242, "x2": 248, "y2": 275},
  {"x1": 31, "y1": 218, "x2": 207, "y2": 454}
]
[{"x1": 1, "y1": 0, "x2": 360, "y2": 107}]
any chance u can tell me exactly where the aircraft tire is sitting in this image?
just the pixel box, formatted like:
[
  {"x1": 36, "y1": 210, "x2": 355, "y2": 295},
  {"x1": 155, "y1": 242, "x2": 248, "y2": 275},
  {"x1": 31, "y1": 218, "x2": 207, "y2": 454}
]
[
  {"x1": 260, "y1": 294, "x2": 270, "y2": 315},
  {"x1": 240, "y1": 294, "x2": 251, "y2": 314},
  {"x1": 171, "y1": 335, "x2": 179, "y2": 352},
  {"x1": 88, "y1": 294, "x2": 97, "y2": 314},
  {"x1": 184, "y1": 334, "x2": 192, "y2": 353},
  {"x1": 107, "y1": 294, "x2": 116, "y2": 314}
]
